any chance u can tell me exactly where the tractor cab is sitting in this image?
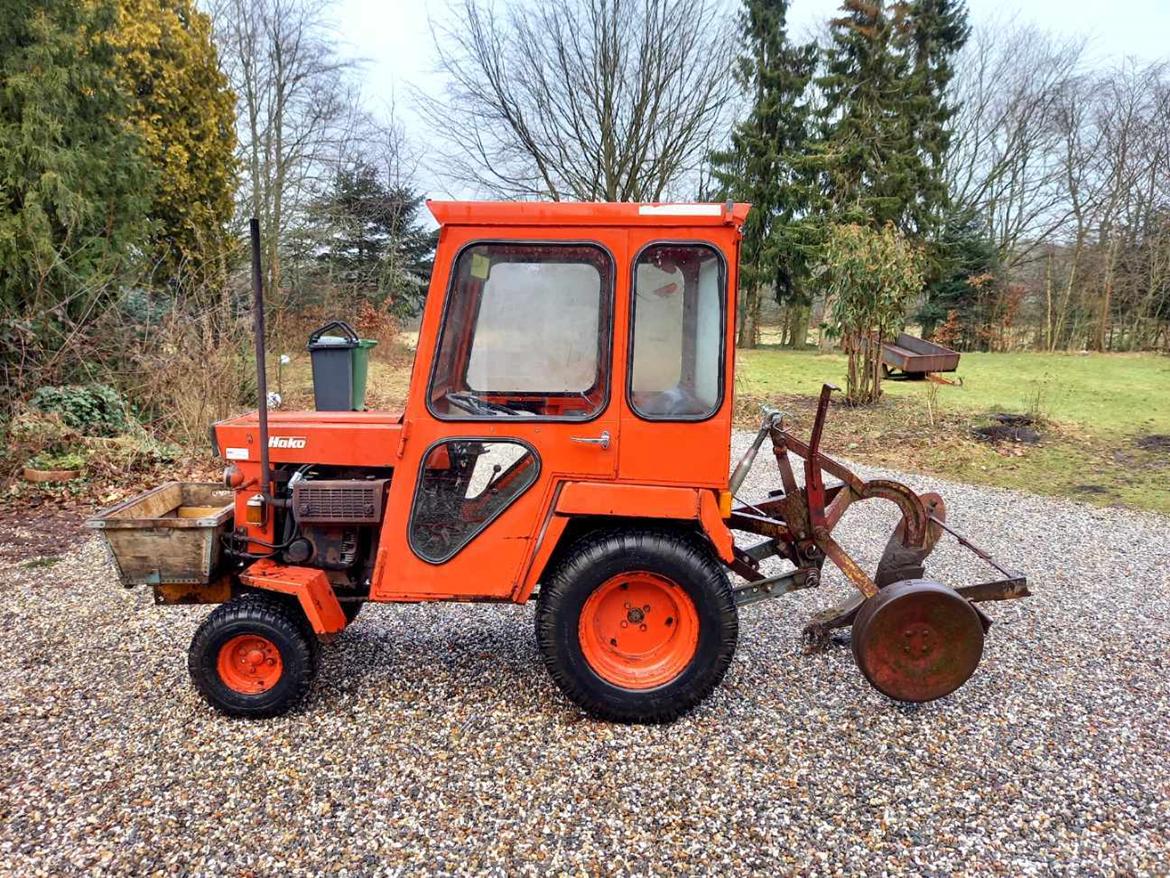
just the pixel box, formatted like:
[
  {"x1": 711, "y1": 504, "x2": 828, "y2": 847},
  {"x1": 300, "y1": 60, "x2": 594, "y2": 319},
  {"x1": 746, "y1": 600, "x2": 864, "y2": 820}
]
[
  {"x1": 417, "y1": 200, "x2": 742, "y2": 490},
  {"x1": 211, "y1": 201, "x2": 748, "y2": 604},
  {"x1": 92, "y1": 200, "x2": 1028, "y2": 723}
]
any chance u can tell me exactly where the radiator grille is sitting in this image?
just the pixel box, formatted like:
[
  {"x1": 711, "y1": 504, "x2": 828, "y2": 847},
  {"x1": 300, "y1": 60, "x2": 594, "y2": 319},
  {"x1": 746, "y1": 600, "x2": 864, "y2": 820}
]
[{"x1": 292, "y1": 479, "x2": 387, "y2": 524}]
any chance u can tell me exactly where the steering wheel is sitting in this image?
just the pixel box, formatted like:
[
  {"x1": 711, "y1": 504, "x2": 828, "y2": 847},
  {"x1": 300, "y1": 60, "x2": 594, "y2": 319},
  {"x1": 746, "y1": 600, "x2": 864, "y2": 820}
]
[{"x1": 445, "y1": 391, "x2": 517, "y2": 416}]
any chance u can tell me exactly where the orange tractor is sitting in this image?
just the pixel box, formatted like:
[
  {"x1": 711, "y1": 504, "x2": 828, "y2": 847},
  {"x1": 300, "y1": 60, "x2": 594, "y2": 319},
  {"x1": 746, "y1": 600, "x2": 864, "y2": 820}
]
[{"x1": 92, "y1": 202, "x2": 1028, "y2": 722}]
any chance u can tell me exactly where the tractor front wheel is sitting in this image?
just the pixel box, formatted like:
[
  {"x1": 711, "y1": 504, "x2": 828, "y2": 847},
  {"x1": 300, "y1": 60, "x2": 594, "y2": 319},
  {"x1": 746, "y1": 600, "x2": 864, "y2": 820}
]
[
  {"x1": 536, "y1": 529, "x2": 738, "y2": 723},
  {"x1": 188, "y1": 593, "x2": 319, "y2": 718}
]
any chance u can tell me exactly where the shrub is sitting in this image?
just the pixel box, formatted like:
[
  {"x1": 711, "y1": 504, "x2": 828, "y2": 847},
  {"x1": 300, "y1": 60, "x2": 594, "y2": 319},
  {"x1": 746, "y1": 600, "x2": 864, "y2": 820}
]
[
  {"x1": 129, "y1": 309, "x2": 256, "y2": 446},
  {"x1": 28, "y1": 450, "x2": 87, "y2": 471},
  {"x1": 6, "y1": 409, "x2": 83, "y2": 462},
  {"x1": 818, "y1": 224, "x2": 925, "y2": 405},
  {"x1": 29, "y1": 384, "x2": 129, "y2": 436},
  {"x1": 82, "y1": 429, "x2": 180, "y2": 479}
]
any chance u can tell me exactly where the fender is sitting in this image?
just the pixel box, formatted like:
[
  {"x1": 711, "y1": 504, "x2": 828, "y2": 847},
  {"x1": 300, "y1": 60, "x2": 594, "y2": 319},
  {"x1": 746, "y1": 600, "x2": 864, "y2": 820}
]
[
  {"x1": 239, "y1": 558, "x2": 347, "y2": 636},
  {"x1": 514, "y1": 481, "x2": 736, "y2": 602}
]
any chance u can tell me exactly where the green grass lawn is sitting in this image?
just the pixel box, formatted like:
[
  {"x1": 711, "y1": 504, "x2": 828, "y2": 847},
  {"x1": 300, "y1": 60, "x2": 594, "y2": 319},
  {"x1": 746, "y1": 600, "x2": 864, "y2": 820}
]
[
  {"x1": 737, "y1": 349, "x2": 1170, "y2": 436},
  {"x1": 735, "y1": 348, "x2": 1170, "y2": 514}
]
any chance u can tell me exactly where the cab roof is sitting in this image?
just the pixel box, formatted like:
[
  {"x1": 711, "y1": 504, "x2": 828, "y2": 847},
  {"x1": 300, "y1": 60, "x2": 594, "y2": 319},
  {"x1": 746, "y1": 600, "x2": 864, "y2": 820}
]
[{"x1": 427, "y1": 200, "x2": 751, "y2": 229}]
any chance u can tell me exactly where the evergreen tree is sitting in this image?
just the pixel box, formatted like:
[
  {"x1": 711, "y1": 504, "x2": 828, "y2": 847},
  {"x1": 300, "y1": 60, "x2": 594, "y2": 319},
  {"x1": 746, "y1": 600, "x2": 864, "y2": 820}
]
[
  {"x1": 813, "y1": 0, "x2": 967, "y2": 237},
  {"x1": 915, "y1": 207, "x2": 997, "y2": 346},
  {"x1": 710, "y1": 0, "x2": 816, "y2": 348},
  {"x1": 902, "y1": 0, "x2": 969, "y2": 237},
  {"x1": 813, "y1": 1, "x2": 915, "y2": 229},
  {"x1": 902, "y1": 0, "x2": 971, "y2": 327},
  {"x1": 312, "y1": 162, "x2": 436, "y2": 317},
  {"x1": 0, "y1": 0, "x2": 153, "y2": 320},
  {"x1": 110, "y1": 0, "x2": 238, "y2": 286}
]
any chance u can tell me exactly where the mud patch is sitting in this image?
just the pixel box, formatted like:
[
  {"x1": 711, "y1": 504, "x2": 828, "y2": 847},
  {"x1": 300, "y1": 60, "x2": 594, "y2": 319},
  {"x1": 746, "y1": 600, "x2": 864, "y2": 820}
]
[
  {"x1": 972, "y1": 413, "x2": 1042, "y2": 445},
  {"x1": 1135, "y1": 434, "x2": 1170, "y2": 453},
  {"x1": 0, "y1": 506, "x2": 86, "y2": 567}
]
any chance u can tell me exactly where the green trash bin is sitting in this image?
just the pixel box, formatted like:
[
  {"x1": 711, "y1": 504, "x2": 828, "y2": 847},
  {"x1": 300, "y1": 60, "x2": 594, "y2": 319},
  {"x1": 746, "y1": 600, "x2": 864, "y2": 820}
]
[{"x1": 307, "y1": 320, "x2": 377, "y2": 411}]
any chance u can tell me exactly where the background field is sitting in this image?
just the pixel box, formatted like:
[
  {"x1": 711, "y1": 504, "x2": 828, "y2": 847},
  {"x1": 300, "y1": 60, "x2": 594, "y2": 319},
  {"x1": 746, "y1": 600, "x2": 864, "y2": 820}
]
[
  {"x1": 735, "y1": 349, "x2": 1170, "y2": 514},
  {"x1": 275, "y1": 345, "x2": 1170, "y2": 515}
]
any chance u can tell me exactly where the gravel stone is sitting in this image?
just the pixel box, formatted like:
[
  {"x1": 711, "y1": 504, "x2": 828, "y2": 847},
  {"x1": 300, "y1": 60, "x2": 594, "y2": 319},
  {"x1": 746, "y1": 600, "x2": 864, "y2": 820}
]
[{"x1": 1, "y1": 430, "x2": 1167, "y2": 875}]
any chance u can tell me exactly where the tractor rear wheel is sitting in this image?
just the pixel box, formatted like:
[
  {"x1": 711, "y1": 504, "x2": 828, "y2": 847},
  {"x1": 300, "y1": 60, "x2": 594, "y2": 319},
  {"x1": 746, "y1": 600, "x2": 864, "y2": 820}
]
[
  {"x1": 536, "y1": 529, "x2": 738, "y2": 723},
  {"x1": 188, "y1": 593, "x2": 318, "y2": 718}
]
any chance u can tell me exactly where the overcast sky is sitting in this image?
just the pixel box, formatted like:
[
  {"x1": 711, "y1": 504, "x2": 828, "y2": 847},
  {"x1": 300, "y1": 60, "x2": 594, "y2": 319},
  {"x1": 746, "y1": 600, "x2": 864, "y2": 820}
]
[{"x1": 329, "y1": 0, "x2": 1170, "y2": 199}]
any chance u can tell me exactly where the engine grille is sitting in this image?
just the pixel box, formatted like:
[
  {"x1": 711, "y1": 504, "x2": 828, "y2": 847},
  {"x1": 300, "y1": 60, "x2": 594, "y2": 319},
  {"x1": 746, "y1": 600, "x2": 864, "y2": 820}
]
[{"x1": 292, "y1": 479, "x2": 387, "y2": 524}]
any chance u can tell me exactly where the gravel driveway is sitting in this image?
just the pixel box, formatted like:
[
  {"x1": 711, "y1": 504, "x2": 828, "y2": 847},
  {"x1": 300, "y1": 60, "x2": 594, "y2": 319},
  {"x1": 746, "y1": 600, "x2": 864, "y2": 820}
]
[{"x1": 1, "y1": 431, "x2": 1168, "y2": 875}]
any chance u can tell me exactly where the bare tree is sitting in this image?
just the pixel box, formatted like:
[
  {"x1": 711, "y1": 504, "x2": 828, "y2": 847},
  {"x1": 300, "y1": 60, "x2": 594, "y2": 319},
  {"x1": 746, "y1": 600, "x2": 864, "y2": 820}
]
[
  {"x1": 211, "y1": 0, "x2": 361, "y2": 292},
  {"x1": 421, "y1": 0, "x2": 738, "y2": 201},
  {"x1": 946, "y1": 19, "x2": 1086, "y2": 268},
  {"x1": 949, "y1": 33, "x2": 1170, "y2": 354}
]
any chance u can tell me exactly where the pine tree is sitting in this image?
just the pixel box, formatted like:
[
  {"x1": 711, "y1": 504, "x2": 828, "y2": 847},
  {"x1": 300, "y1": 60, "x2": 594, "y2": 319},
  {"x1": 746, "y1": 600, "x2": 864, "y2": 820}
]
[
  {"x1": 901, "y1": 0, "x2": 969, "y2": 239},
  {"x1": 902, "y1": 0, "x2": 972, "y2": 330},
  {"x1": 710, "y1": 0, "x2": 816, "y2": 349},
  {"x1": 312, "y1": 162, "x2": 436, "y2": 317},
  {"x1": 813, "y1": 0, "x2": 969, "y2": 235},
  {"x1": 814, "y1": 0, "x2": 921, "y2": 231},
  {"x1": 110, "y1": 0, "x2": 238, "y2": 286},
  {"x1": 915, "y1": 207, "x2": 997, "y2": 345}
]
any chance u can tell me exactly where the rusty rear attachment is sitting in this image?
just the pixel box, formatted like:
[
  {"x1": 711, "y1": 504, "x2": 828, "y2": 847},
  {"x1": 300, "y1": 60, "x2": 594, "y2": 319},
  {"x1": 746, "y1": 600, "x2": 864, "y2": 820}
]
[{"x1": 726, "y1": 383, "x2": 1029, "y2": 702}]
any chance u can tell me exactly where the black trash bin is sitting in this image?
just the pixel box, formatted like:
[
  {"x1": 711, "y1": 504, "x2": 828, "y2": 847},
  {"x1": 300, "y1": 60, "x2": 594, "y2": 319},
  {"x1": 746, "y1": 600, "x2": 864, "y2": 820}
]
[{"x1": 307, "y1": 320, "x2": 377, "y2": 411}]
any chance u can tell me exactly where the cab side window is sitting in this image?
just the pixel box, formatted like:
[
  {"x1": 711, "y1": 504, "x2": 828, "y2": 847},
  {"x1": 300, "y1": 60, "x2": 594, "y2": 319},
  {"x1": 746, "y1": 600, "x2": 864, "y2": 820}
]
[
  {"x1": 429, "y1": 243, "x2": 613, "y2": 420},
  {"x1": 629, "y1": 244, "x2": 725, "y2": 419},
  {"x1": 409, "y1": 440, "x2": 539, "y2": 563}
]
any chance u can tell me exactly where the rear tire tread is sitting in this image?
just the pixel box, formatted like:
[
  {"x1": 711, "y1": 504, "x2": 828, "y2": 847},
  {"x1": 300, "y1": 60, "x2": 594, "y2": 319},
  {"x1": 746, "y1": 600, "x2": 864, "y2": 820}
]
[{"x1": 536, "y1": 527, "x2": 738, "y2": 724}]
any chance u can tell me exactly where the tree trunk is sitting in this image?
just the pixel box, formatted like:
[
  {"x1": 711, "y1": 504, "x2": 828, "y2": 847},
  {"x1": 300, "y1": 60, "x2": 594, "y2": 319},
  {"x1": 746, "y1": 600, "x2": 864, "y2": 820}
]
[
  {"x1": 738, "y1": 285, "x2": 760, "y2": 348},
  {"x1": 787, "y1": 305, "x2": 810, "y2": 349},
  {"x1": 1094, "y1": 236, "x2": 1120, "y2": 352},
  {"x1": 1044, "y1": 251, "x2": 1054, "y2": 351}
]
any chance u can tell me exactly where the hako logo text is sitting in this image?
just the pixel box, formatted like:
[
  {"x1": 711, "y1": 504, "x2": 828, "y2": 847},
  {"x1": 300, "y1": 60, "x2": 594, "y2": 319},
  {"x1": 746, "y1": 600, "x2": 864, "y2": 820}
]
[{"x1": 268, "y1": 436, "x2": 307, "y2": 449}]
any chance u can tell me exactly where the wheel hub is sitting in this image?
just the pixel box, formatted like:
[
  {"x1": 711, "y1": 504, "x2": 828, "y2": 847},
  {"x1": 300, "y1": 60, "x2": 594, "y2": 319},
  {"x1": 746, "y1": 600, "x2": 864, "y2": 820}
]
[
  {"x1": 216, "y1": 634, "x2": 284, "y2": 694},
  {"x1": 578, "y1": 572, "x2": 700, "y2": 690}
]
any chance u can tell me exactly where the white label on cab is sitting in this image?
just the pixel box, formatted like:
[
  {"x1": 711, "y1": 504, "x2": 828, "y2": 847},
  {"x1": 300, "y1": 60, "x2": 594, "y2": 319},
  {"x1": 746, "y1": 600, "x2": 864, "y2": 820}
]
[
  {"x1": 225, "y1": 447, "x2": 250, "y2": 460},
  {"x1": 637, "y1": 204, "x2": 723, "y2": 216}
]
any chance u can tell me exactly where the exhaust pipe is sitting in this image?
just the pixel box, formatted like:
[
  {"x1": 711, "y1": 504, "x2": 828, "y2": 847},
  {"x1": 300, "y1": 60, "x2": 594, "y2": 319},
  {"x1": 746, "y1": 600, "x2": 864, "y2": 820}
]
[{"x1": 249, "y1": 218, "x2": 286, "y2": 509}]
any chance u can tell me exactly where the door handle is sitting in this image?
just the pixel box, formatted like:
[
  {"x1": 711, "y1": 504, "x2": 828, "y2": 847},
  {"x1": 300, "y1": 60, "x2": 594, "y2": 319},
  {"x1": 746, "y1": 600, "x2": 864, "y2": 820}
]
[{"x1": 571, "y1": 430, "x2": 611, "y2": 450}]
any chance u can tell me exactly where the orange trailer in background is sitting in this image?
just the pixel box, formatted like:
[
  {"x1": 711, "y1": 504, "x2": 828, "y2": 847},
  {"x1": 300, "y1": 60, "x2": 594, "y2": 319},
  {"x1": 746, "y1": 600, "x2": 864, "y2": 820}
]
[{"x1": 93, "y1": 201, "x2": 1028, "y2": 722}]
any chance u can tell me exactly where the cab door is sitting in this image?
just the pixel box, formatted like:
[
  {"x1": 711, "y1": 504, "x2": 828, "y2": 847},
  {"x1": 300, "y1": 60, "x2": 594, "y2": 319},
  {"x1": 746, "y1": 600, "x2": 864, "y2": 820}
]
[
  {"x1": 618, "y1": 231, "x2": 737, "y2": 488},
  {"x1": 371, "y1": 229, "x2": 625, "y2": 601}
]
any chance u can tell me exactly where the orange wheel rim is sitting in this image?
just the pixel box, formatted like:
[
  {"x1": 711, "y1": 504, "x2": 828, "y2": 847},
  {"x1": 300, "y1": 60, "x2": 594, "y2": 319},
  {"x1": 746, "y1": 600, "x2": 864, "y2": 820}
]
[
  {"x1": 578, "y1": 572, "x2": 700, "y2": 690},
  {"x1": 216, "y1": 634, "x2": 283, "y2": 694}
]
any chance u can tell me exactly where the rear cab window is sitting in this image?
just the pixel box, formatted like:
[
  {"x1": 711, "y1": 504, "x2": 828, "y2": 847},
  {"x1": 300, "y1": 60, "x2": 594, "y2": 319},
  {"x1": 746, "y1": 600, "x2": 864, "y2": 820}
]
[{"x1": 629, "y1": 243, "x2": 726, "y2": 420}]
